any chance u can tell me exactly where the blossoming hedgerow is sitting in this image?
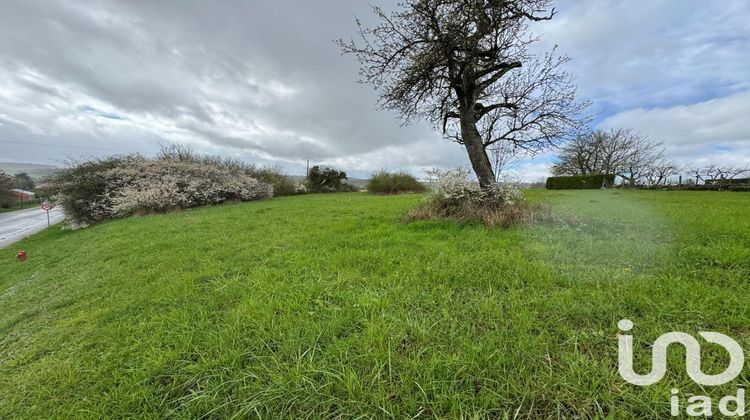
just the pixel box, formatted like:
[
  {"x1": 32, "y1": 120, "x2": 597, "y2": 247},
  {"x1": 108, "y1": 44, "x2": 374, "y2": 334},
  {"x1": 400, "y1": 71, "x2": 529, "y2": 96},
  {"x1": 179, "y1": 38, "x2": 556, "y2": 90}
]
[{"x1": 55, "y1": 155, "x2": 273, "y2": 226}]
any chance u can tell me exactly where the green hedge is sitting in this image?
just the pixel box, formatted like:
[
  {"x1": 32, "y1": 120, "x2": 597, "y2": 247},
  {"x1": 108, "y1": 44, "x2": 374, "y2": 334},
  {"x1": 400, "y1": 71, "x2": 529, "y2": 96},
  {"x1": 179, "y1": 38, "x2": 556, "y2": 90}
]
[{"x1": 545, "y1": 174, "x2": 616, "y2": 190}]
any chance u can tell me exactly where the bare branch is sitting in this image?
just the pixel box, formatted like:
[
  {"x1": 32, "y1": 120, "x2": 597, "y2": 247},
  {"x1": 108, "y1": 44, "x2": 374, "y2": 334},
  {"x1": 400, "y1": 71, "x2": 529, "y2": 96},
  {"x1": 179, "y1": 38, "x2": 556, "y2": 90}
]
[{"x1": 338, "y1": 0, "x2": 587, "y2": 187}]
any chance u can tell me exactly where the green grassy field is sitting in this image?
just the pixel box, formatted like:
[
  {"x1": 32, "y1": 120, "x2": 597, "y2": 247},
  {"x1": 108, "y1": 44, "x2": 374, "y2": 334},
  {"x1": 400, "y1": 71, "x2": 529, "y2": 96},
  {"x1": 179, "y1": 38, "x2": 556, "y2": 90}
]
[{"x1": 1, "y1": 191, "x2": 748, "y2": 418}]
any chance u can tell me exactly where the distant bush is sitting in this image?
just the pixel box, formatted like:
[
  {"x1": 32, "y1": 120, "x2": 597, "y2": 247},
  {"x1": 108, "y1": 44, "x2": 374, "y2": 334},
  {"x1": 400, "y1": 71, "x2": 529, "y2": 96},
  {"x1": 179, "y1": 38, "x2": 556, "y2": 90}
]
[
  {"x1": 367, "y1": 171, "x2": 425, "y2": 194},
  {"x1": 55, "y1": 149, "x2": 272, "y2": 226},
  {"x1": 337, "y1": 182, "x2": 359, "y2": 192},
  {"x1": 408, "y1": 168, "x2": 549, "y2": 227},
  {"x1": 545, "y1": 174, "x2": 615, "y2": 190},
  {"x1": 249, "y1": 165, "x2": 299, "y2": 196},
  {"x1": 305, "y1": 165, "x2": 357, "y2": 192},
  {"x1": 0, "y1": 169, "x2": 14, "y2": 207}
]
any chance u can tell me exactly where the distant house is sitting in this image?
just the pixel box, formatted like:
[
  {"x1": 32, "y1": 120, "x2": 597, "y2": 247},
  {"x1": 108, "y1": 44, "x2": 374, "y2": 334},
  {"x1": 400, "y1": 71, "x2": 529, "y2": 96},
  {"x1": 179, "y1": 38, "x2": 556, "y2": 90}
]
[{"x1": 10, "y1": 188, "x2": 35, "y2": 201}]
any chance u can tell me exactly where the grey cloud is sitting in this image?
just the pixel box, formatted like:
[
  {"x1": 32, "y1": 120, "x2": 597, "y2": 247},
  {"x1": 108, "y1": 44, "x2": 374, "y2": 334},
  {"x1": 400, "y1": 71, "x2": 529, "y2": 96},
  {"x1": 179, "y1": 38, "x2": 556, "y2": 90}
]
[
  {"x1": 539, "y1": 0, "x2": 750, "y2": 112},
  {"x1": 0, "y1": 0, "x2": 748, "y2": 179},
  {"x1": 600, "y1": 90, "x2": 750, "y2": 159}
]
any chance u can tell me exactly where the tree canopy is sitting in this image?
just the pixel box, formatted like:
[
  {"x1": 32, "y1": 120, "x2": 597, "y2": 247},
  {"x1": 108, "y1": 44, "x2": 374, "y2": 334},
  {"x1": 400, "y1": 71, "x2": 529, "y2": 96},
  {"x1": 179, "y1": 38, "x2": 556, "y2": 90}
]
[
  {"x1": 13, "y1": 172, "x2": 35, "y2": 191},
  {"x1": 339, "y1": 0, "x2": 588, "y2": 187}
]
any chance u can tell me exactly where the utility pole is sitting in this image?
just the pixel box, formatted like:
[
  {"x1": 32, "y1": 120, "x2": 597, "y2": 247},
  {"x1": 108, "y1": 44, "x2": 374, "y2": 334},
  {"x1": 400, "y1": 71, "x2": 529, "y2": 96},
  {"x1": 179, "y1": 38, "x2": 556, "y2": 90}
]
[{"x1": 306, "y1": 159, "x2": 310, "y2": 178}]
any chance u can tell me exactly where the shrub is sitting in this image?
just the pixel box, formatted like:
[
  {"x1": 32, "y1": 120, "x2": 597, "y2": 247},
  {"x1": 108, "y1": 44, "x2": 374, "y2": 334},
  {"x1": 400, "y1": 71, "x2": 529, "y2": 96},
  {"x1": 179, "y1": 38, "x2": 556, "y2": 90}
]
[
  {"x1": 421, "y1": 168, "x2": 524, "y2": 208},
  {"x1": 336, "y1": 182, "x2": 359, "y2": 192},
  {"x1": 407, "y1": 168, "x2": 549, "y2": 227},
  {"x1": 305, "y1": 165, "x2": 357, "y2": 192},
  {"x1": 545, "y1": 174, "x2": 615, "y2": 190},
  {"x1": 54, "y1": 152, "x2": 272, "y2": 226},
  {"x1": 0, "y1": 169, "x2": 14, "y2": 207},
  {"x1": 53, "y1": 155, "x2": 139, "y2": 225},
  {"x1": 158, "y1": 143, "x2": 298, "y2": 196},
  {"x1": 367, "y1": 171, "x2": 425, "y2": 194},
  {"x1": 106, "y1": 160, "x2": 272, "y2": 216},
  {"x1": 249, "y1": 165, "x2": 299, "y2": 196}
]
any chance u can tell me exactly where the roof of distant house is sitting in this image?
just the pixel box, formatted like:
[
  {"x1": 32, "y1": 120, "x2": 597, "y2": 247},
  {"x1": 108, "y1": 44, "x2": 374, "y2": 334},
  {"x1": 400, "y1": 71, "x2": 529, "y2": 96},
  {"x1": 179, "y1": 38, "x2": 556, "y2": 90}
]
[{"x1": 10, "y1": 188, "x2": 35, "y2": 196}]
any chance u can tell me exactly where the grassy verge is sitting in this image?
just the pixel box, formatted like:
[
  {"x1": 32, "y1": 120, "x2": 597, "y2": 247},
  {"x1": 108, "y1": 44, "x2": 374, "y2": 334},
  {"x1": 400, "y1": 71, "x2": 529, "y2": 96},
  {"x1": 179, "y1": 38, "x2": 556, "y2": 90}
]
[
  {"x1": 0, "y1": 202, "x2": 36, "y2": 213},
  {"x1": 0, "y1": 191, "x2": 748, "y2": 417}
]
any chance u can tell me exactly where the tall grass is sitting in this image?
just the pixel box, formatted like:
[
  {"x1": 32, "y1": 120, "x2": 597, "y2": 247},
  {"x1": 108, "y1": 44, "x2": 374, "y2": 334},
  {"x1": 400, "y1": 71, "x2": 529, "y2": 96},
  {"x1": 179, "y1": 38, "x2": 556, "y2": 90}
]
[{"x1": 1, "y1": 191, "x2": 749, "y2": 417}]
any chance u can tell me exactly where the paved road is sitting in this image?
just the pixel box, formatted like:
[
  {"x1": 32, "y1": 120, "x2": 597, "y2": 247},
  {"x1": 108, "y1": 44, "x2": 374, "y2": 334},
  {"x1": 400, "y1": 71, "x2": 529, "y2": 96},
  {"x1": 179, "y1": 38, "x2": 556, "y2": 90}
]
[{"x1": 0, "y1": 207, "x2": 65, "y2": 249}]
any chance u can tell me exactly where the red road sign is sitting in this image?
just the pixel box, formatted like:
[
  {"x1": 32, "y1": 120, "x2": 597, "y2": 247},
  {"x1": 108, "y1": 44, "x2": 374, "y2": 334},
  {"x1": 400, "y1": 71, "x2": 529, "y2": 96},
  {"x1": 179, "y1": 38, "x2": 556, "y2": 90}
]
[{"x1": 41, "y1": 202, "x2": 55, "y2": 227}]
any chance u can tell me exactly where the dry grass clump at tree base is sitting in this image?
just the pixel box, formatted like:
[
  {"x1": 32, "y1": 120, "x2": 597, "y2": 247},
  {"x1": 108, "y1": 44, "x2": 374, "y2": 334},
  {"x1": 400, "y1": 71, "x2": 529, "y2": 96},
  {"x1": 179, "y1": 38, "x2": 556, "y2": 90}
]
[
  {"x1": 407, "y1": 199, "x2": 553, "y2": 228},
  {"x1": 367, "y1": 170, "x2": 426, "y2": 194},
  {"x1": 407, "y1": 168, "x2": 552, "y2": 227}
]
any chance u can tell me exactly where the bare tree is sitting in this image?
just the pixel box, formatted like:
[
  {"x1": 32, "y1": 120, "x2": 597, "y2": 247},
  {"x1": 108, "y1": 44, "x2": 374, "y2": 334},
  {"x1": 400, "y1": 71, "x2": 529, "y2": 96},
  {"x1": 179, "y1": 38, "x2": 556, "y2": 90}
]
[
  {"x1": 644, "y1": 158, "x2": 680, "y2": 186},
  {"x1": 715, "y1": 166, "x2": 749, "y2": 182},
  {"x1": 552, "y1": 130, "x2": 628, "y2": 176},
  {"x1": 338, "y1": 0, "x2": 588, "y2": 189},
  {"x1": 617, "y1": 133, "x2": 663, "y2": 187},
  {"x1": 691, "y1": 165, "x2": 749, "y2": 185},
  {"x1": 489, "y1": 141, "x2": 523, "y2": 179},
  {"x1": 691, "y1": 165, "x2": 716, "y2": 184}
]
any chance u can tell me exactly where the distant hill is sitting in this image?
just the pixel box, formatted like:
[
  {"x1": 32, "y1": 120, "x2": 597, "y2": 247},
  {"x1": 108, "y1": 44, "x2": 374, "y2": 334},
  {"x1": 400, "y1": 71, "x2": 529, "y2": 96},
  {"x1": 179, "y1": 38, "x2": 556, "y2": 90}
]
[{"x1": 0, "y1": 162, "x2": 61, "y2": 181}]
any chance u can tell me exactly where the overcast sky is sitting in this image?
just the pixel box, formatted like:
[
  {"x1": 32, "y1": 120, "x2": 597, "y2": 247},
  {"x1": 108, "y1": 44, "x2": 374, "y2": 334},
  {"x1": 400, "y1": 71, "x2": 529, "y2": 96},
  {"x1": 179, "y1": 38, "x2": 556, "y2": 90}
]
[{"x1": 1, "y1": 1, "x2": 748, "y2": 180}]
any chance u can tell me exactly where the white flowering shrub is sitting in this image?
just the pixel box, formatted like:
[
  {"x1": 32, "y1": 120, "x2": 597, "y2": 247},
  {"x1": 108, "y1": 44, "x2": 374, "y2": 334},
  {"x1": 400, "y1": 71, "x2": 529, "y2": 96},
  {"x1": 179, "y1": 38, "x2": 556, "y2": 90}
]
[
  {"x1": 425, "y1": 167, "x2": 524, "y2": 208},
  {"x1": 106, "y1": 160, "x2": 272, "y2": 216},
  {"x1": 54, "y1": 154, "x2": 273, "y2": 226},
  {"x1": 481, "y1": 182, "x2": 525, "y2": 207},
  {"x1": 410, "y1": 167, "x2": 546, "y2": 227}
]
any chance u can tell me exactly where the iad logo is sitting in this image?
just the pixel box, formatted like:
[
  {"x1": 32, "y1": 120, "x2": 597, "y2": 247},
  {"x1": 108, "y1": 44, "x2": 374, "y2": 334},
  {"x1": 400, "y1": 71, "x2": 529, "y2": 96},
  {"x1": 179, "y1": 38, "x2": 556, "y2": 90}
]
[
  {"x1": 617, "y1": 319, "x2": 744, "y2": 386},
  {"x1": 617, "y1": 319, "x2": 746, "y2": 417}
]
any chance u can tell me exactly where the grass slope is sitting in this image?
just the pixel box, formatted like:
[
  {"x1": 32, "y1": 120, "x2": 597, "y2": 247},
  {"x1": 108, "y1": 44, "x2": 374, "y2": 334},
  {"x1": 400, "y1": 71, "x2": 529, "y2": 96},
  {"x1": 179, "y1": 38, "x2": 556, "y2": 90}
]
[{"x1": 1, "y1": 191, "x2": 749, "y2": 418}]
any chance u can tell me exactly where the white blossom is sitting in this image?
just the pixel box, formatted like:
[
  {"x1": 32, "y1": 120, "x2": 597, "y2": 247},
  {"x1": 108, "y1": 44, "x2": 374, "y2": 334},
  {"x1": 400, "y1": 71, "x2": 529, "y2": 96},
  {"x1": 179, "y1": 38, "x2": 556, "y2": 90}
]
[{"x1": 426, "y1": 167, "x2": 524, "y2": 207}]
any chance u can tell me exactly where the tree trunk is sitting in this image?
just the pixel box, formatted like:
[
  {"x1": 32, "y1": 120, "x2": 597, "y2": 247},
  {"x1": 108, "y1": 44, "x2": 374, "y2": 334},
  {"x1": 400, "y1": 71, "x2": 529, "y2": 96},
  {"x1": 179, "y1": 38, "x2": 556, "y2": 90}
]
[{"x1": 458, "y1": 105, "x2": 496, "y2": 189}]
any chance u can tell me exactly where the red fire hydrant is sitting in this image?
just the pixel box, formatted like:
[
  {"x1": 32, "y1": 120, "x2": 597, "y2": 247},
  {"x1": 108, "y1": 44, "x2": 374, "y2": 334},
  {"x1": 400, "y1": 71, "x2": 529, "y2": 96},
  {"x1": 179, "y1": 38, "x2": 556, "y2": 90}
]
[{"x1": 16, "y1": 250, "x2": 27, "y2": 262}]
